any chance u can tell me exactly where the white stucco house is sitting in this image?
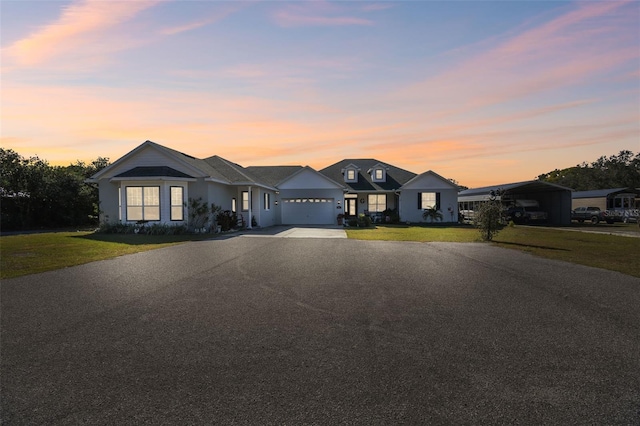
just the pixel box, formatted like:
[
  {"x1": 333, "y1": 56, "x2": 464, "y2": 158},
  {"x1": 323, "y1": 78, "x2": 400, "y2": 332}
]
[{"x1": 88, "y1": 140, "x2": 459, "y2": 228}]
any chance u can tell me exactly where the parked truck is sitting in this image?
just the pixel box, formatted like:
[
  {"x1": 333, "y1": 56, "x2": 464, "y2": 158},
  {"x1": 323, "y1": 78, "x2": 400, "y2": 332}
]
[
  {"x1": 503, "y1": 199, "x2": 548, "y2": 224},
  {"x1": 571, "y1": 206, "x2": 614, "y2": 224}
]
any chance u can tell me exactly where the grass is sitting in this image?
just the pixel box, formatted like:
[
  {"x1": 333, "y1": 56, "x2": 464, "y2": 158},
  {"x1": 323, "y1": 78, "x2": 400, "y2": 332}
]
[
  {"x1": 2, "y1": 224, "x2": 639, "y2": 279},
  {"x1": 0, "y1": 231, "x2": 214, "y2": 280},
  {"x1": 347, "y1": 223, "x2": 640, "y2": 278}
]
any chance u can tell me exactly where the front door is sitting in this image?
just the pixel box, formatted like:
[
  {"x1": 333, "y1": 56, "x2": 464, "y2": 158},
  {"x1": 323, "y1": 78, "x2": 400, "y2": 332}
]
[{"x1": 346, "y1": 198, "x2": 357, "y2": 217}]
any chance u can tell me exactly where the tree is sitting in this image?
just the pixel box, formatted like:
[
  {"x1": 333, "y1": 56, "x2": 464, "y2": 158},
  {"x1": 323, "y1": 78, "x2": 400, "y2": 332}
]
[
  {"x1": 475, "y1": 201, "x2": 503, "y2": 241},
  {"x1": 537, "y1": 150, "x2": 640, "y2": 190},
  {"x1": 0, "y1": 148, "x2": 110, "y2": 231}
]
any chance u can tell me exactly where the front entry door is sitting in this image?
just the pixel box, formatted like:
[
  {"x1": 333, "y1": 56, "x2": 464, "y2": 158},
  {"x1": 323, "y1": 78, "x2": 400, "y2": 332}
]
[{"x1": 346, "y1": 198, "x2": 357, "y2": 217}]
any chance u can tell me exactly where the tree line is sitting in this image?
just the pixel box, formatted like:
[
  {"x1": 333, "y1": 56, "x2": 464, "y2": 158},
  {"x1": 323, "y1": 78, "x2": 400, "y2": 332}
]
[
  {"x1": 1, "y1": 148, "x2": 110, "y2": 231},
  {"x1": 537, "y1": 150, "x2": 640, "y2": 191}
]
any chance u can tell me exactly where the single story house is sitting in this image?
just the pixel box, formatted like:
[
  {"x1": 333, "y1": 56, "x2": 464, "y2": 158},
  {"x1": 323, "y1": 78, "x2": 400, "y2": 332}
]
[
  {"x1": 458, "y1": 180, "x2": 573, "y2": 226},
  {"x1": 88, "y1": 141, "x2": 460, "y2": 228}
]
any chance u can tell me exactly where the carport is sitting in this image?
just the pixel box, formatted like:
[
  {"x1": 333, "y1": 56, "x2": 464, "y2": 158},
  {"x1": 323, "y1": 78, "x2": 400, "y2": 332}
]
[{"x1": 458, "y1": 180, "x2": 572, "y2": 225}]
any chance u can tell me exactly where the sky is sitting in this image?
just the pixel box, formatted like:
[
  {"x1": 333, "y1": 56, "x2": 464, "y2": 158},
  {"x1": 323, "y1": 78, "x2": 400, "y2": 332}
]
[{"x1": 1, "y1": 0, "x2": 638, "y2": 188}]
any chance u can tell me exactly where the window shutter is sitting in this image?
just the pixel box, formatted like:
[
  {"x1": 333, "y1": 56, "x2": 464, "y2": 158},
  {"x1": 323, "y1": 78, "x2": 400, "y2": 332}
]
[
  {"x1": 436, "y1": 192, "x2": 441, "y2": 210},
  {"x1": 418, "y1": 193, "x2": 422, "y2": 209}
]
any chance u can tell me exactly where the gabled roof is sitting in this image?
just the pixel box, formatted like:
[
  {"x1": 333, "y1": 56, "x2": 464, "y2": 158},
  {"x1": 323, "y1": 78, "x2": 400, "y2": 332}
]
[
  {"x1": 276, "y1": 166, "x2": 345, "y2": 188},
  {"x1": 572, "y1": 188, "x2": 639, "y2": 199},
  {"x1": 89, "y1": 140, "x2": 211, "y2": 181},
  {"x1": 244, "y1": 166, "x2": 304, "y2": 187},
  {"x1": 459, "y1": 180, "x2": 573, "y2": 198},
  {"x1": 401, "y1": 170, "x2": 459, "y2": 190},
  {"x1": 320, "y1": 159, "x2": 416, "y2": 191},
  {"x1": 114, "y1": 166, "x2": 194, "y2": 179}
]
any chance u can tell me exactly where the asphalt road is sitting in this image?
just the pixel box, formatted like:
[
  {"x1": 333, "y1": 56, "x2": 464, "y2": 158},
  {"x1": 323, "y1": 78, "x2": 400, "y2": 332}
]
[{"x1": 2, "y1": 236, "x2": 639, "y2": 425}]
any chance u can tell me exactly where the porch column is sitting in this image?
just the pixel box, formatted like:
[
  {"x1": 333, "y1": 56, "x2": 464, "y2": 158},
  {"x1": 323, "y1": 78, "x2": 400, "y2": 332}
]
[{"x1": 247, "y1": 186, "x2": 252, "y2": 229}]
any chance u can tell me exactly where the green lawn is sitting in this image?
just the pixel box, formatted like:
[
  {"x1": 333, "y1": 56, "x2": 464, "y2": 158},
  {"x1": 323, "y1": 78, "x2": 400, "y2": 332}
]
[
  {"x1": 0, "y1": 231, "x2": 213, "y2": 280},
  {"x1": 347, "y1": 224, "x2": 640, "y2": 278},
  {"x1": 2, "y1": 225, "x2": 639, "y2": 280}
]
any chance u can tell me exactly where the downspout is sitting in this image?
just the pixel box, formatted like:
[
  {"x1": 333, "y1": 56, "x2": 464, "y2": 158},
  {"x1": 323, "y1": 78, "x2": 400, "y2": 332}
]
[{"x1": 247, "y1": 186, "x2": 252, "y2": 229}]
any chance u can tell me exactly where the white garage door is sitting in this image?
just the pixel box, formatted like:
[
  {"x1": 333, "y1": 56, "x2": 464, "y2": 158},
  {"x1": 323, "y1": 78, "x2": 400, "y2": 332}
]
[{"x1": 282, "y1": 198, "x2": 335, "y2": 225}]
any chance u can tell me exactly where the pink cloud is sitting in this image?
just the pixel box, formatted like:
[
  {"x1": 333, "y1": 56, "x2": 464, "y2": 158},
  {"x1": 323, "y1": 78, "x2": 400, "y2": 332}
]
[
  {"x1": 160, "y1": 3, "x2": 247, "y2": 35},
  {"x1": 4, "y1": 0, "x2": 160, "y2": 67},
  {"x1": 273, "y1": 1, "x2": 374, "y2": 27},
  {"x1": 399, "y1": 1, "x2": 638, "y2": 114}
]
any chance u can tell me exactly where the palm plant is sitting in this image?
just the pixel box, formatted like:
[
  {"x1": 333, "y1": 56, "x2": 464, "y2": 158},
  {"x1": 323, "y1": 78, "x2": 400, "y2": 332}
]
[{"x1": 422, "y1": 206, "x2": 443, "y2": 223}]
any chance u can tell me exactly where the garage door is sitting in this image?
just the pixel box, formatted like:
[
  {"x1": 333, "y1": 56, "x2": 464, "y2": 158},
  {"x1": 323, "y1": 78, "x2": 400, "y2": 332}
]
[{"x1": 281, "y1": 198, "x2": 335, "y2": 225}]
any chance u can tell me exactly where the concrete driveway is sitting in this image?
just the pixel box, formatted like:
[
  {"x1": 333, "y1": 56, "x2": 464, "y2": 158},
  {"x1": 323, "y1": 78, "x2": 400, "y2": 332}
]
[
  {"x1": 2, "y1": 238, "x2": 639, "y2": 424},
  {"x1": 239, "y1": 225, "x2": 347, "y2": 238}
]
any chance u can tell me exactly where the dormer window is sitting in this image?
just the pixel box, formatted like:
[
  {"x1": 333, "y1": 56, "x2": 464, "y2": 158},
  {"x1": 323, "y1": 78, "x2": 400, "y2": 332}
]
[
  {"x1": 370, "y1": 164, "x2": 387, "y2": 182},
  {"x1": 343, "y1": 165, "x2": 359, "y2": 183}
]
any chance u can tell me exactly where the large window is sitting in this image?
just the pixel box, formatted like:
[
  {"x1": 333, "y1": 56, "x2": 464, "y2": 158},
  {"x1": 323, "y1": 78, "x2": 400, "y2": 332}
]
[
  {"x1": 170, "y1": 186, "x2": 184, "y2": 221},
  {"x1": 368, "y1": 194, "x2": 387, "y2": 212},
  {"x1": 126, "y1": 186, "x2": 160, "y2": 221},
  {"x1": 419, "y1": 192, "x2": 440, "y2": 210},
  {"x1": 242, "y1": 191, "x2": 250, "y2": 211}
]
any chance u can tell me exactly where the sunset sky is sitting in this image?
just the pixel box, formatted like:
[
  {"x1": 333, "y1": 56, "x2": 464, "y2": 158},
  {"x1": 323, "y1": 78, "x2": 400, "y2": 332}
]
[{"x1": 1, "y1": 0, "x2": 638, "y2": 187}]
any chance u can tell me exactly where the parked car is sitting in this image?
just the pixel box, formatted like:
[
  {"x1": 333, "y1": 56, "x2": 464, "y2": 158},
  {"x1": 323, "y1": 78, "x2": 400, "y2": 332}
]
[
  {"x1": 503, "y1": 200, "x2": 548, "y2": 224},
  {"x1": 571, "y1": 206, "x2": 614, "y2": 224}
]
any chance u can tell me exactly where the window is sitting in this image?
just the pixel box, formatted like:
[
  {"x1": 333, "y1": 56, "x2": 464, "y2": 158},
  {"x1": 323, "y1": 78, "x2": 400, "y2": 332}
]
[
  {"x1": 419, "y1": 192, "x2": 440, "y2": 210},
  {"x1": 373, "y1": 169, "x2": 384, "y2": 181},
  {"x1": 170, "y1": 186, "x2": 184, "y2": 221},
  {"x1": 231, "y1": 198, "x2": 237, "y2": 213},
  {"x1": 126, "y1": 186, "x2": 160, "y2": 221},
  {"x1": 242, "y1": 191, "x2": 250, "y2": 211},
  {"x1": 368, "y1": 194, "x2": 387, "y2": 212},
  {"x1": 118, "y1": 187, "x2": 122, "y2": 221},
  {"x1": 264, "y1": 193, "x2": 270, "y2": 210},
  {"x1": 345, "y1": 169, "x2": 356, "y2": 181}
]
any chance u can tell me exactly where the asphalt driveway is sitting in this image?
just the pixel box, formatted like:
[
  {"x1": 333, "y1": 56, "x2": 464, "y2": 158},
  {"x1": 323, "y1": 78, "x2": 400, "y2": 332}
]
[{"x1": 2, "y1": 237, "x2": 639, "y2": 424}]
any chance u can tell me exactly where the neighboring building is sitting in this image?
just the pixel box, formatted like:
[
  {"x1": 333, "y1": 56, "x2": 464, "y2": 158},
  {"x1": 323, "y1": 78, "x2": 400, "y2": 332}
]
[
  {"x1": 572, "y1": 188, "x2": 640, "y2": 222},
  {"x1": 88, "y1": 141, "x2": 459, "y2": 228},
  {"x1": 458, "y1": 180, "x2": 573, "y2": 226},
  {"x1": 319, "y1": 159, "x2": 459, "y2": 223}
]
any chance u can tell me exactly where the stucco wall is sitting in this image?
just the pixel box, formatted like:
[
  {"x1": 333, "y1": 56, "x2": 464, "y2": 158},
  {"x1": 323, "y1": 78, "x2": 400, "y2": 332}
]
[{"x1": 400, "y1": 189, "x2": 459, "y2": 223}]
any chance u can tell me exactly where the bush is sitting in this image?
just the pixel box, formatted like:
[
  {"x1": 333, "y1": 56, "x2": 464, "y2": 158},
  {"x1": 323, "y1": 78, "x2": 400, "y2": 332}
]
[
  {"x1": 357, "y1": 213, "x2": 373, "y2": 227},
  {"x1": 474, "y1": 201, "x2": 504, "y2": 241},
  {"x1": 216, "y1": 210, "x2": 237, "y2": 231},
  {"x1": 382, "y1": 208, "x2": 400, "y2": 224}
]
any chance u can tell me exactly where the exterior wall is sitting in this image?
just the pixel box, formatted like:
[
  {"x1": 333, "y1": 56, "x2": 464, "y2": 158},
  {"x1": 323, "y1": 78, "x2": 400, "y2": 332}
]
[
  {"x1": 400, "y1": 188, "x2": 458, "y2": 223},
  {"x1": 575, "y1": 197, "x2": 604, "y2": 210},
  {"x1": 98, "y1": 180, "x2": 120, "y2": 224}
]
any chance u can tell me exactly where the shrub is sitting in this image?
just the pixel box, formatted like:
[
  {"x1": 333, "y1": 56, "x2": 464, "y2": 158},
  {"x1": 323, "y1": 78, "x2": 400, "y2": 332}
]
[
  {"x1": 474, "y1": 201, "x2": 504, "y2": 241},
  {"x1": 382, "y1": 208, "x2": 400, "y2": 224},
  {"x1": 216, "y1": 210, "x2": 237, "y2": 231},
  {"x1": 357, "y1": 213, "x2": 373, "y2": 227}
]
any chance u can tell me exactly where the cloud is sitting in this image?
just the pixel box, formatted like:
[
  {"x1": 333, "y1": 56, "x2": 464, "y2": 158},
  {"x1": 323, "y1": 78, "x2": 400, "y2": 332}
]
[
  {"x1": 3, "y1": 0, "x2": 160, "y2": 67},
  {"x1": 160, "y1": 3, "x2": 247, "y2": 35},
  {"x1": 399, "y1": 0, "x2": 638, "y2": 113},
  {"x1": 272, "y1": 1, "x2": 374, "y2": 27}
]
